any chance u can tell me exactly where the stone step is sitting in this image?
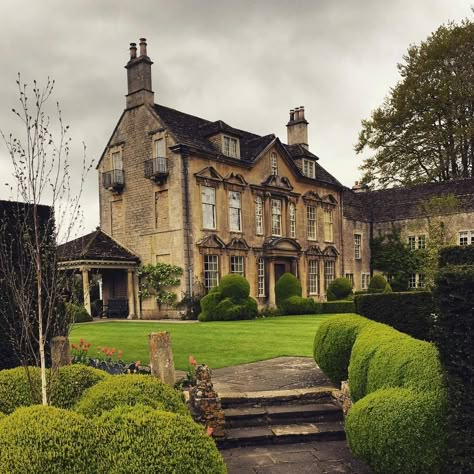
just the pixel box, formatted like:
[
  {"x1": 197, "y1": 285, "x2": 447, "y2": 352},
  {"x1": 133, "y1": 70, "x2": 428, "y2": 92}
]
[
  {"x1": 218, "y1": 421, "x2": 346, "y2": 449},
  {"x1": 219, "y1": 386, "x2": 335, "y2": 409},
  {"x1": 224, "y1": 403, "x2": 342, "y2": 428}
]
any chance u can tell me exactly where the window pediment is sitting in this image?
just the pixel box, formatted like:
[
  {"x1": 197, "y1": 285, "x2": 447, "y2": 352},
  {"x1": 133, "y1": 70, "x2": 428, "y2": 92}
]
[
  {"x1": 224, "y1": 172, "x2": 248, "y2": 189},
  {"x1": 322, "y1": 194, "x2": 338, "y2": 205},
  {"x1": 227, "y1": 237, "x2": 250, "y2": 251},
  {"x1": 261, "y1": 175, "x2": 294, "y2": 191},
  {"x1": 303, "y1": 190, "x2": 322, "y2": 204},
  {"x1": 323, "y1": 245, "x2": 339, "y2": 257},
  {"x1": 195, "y1": 166, "x2": 224, "y2": 187},
  {"x1": 263, "y1": 237, "x2": 302, "y2": 252},
  {"x1": 196, "y1": 234, "x2": 226, "y2": 249},
  {"x1": 306, "y1": 245, "x2": 323, "y2": 256}
]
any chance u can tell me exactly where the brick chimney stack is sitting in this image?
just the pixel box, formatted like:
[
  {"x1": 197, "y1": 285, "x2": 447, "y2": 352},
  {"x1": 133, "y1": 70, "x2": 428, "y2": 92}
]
[
  {"x1": 125, "y1": 38, "x2": 154, "y2": 109},
  {"x1": 352, "y1": 181, "x2": 369, "y2": 193},
  {"x1": 286, "y1": 106, "x2": 309, "y2": 149}
]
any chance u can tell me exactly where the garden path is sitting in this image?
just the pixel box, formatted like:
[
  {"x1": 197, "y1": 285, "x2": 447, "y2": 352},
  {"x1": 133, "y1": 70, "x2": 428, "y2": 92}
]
[{"x1": 211, "y1": 357, "x2": 371, "y2": 474}]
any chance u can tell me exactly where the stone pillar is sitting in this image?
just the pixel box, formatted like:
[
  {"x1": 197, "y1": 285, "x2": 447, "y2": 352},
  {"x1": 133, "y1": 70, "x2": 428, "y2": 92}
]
[
  {"x1": 148, "y1": 332, "x2": 175, "y2": 385},
  {"x1": 189, "y1": 365, "x2": 225, "y2": 438},
  {"x1": 51, "y1": 336, "x2": 71, "y2": 370},
  {"x1": 268, "y1": 259, "x2": 276, "y2": 307},
  {"x1": 133, "y1": 271, "x2": 141, "y2": 319},
  {"x1": 81, "y1": 267, "x2": 91, "y2": 315},
  {"x1": 127, "y1": 269, "x2": 136, "y2": 320}
]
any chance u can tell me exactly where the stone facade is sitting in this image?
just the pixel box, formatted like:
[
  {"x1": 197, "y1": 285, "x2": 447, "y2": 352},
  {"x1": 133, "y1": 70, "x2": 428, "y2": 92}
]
[{"x1": 92, "y1": 39, "x2": 474, "y2": 319}]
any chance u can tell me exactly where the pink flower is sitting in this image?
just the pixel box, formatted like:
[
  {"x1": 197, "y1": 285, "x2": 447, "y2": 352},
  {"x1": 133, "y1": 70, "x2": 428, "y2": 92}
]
[
  {"x1": 189, "y1": 355, "x2": 198, "y2": 366},
  {"x1": 135, "y1": 360, "x2": 141, "y2": 367},
  {"x1": 206, "y1": 426, "x2": 214, "y2": 436},
  {"x1": 117, "y1": 350, "x2": 123, "y2": 358}
]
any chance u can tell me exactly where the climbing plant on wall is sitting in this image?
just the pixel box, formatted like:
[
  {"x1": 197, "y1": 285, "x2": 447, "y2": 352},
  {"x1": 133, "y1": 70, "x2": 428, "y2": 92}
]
[{"x1": 138, "y1": 263, "x2": 183, "y2": 306}]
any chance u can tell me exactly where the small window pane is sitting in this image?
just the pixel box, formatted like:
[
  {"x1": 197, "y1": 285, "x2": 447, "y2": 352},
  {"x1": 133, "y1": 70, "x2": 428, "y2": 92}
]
[
  {"x1": 154, "y1": 138, "x2": 166, "y2": 158},
  {"x1": 257, "y1": 258, "x2": 265, "y2": 297},
  {"x1": 271, "y1": 153, "x2": 278, "y2": 175},
  {"x1": 309, "y1": 260, "x2": 319, "y2": 295},
  {"x1": 201, "y1": 186, "x2": 216, "y2": 229},
  {"x1": 324, "y1": 260, "x2": 335, "y2": 291},
  {"x1": 307, "y1": 206, "x2": 317, "y2": 240},
  {"x1": 289, "y1": 203, "x2": 296, "y2": 238},
  {"x1": 230, "y1": 256, "x2": 244, "y2": 276},
  {"x1": 204, "y1": 255, "x2": 219, "y2": 291},
  {"x1": 271, "y1": 199, "x2": 282, "y2": 236},
  {"x1": 255, "y1": 196, "x2": 263, "y2": 235},
  {"x1": 229, "y1": 191, "x2": 242, "y2": 232},
  {"x1": 324, "y1": 209, "x2": 333, "y2": 242},
  {"x1": 354, "y1": 234, "x2": 361, "y2": 259}
]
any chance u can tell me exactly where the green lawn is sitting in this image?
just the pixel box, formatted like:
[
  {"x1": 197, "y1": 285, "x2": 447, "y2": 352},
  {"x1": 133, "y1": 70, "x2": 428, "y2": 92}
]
[{"x1": 70, "y1": 314, "x2": 333, "y2": 370}]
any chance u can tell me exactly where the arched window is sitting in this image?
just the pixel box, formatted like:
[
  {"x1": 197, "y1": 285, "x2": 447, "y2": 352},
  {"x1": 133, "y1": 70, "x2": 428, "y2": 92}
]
[{"x1": 270, "y1": 153, "x2": 278, "y2": 175}]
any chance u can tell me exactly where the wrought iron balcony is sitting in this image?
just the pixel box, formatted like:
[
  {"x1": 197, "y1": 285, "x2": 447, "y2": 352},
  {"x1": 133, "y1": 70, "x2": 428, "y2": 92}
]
[
  {"x1": 144, "y1": 156, "x2": 168, "y2": 184},
  {"x1": 102, "y1": 169, "x2": 124, "y2": 192}
]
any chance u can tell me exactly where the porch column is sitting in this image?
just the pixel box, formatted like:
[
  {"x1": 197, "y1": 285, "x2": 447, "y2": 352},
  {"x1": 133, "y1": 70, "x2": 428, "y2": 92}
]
[
  {"x1": 268, "y1": 259, "x2": 276, "y2": 308},
  {"x1": 81, "y1": 267, "x2": 91, "y2": 315},
  {"x1": 290, "y1": 257, "x2": 298, "y2": 277},
  {"x1": 133, "y1": 270, "x2": 141, "y2": 319},
  {"x1": 127, "y1": 269, "x2": 137, "y2": 320}
]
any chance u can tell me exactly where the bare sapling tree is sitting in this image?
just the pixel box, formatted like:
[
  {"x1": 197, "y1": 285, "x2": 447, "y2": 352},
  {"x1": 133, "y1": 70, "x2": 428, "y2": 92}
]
[{"x1": 0, "y1": 75, "x2": 93, "y2": 404}]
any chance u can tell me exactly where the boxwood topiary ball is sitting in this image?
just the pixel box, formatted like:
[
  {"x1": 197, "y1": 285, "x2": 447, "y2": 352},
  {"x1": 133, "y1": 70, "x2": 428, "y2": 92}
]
[
  {"x1": 0, "y1": 405, "x2": 99, "y2": 474},
  {"x1": 74, "y1": 374, "x2": 188, "y2": 417},
  {"x1": 94, "y1": 404, "x2": 226, "y2": 474},
  {"x1": 219, "y1": 274, "x2": 250, "y2": 301}
]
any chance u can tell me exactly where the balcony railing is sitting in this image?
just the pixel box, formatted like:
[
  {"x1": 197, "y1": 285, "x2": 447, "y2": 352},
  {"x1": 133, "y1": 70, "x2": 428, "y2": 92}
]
[
  {"x1": 144, "y1": 156, "x2": 168, "y2": 184},
  {"x1": 102, "y1": 169, "x2": 124, "y2": 192}
]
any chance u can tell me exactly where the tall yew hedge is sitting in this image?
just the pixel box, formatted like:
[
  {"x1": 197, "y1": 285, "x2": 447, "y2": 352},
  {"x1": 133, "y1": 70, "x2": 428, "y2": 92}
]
[{"x1": 434, "y1": 245, "x2": 474, "y2": 473}]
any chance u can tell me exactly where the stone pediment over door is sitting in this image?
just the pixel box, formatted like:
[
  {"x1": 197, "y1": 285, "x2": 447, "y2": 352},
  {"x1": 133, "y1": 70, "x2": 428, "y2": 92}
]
[
  {"x1": 194, "y1": 166, "x2": 224, "y2": 187},
  {"x1": 262, "y1": 237, "x2": 302, "y2": 256},
  {"x1": 261, "y1": 175, "x2": 294, "y2": 192}
]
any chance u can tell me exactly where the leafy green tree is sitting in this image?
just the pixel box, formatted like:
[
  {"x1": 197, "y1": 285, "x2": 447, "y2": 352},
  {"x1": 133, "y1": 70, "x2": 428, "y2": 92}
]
[
  {"x1": 138, "y1": 263, "x2": 183, "y2": 306},
  {"x1": 356, "y1": 19, "x2": 474, "y2": 188}
]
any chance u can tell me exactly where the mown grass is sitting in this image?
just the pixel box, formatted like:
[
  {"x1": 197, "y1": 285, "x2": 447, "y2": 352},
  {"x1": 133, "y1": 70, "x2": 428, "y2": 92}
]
[{"x1": 70, "y1": 314, "x2": 336, "y2": 370}]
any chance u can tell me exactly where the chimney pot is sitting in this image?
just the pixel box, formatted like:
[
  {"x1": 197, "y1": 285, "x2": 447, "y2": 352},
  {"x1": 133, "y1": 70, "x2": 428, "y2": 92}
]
[
  {"x1": 129, "y1": 43, "x2": 137, "y2": 59},
  {"x1": 289, "y1": 109, "x2": 295, "y2": 121},
  {"x1": 355, "y1": 180, "x2": 359, "y2": 186},
  {"x1": 139, "y1": 38, "x2": 147, "y2": 56},
  {"x1": 300, "y1": 106, "x2": 305, "y2": 120}
]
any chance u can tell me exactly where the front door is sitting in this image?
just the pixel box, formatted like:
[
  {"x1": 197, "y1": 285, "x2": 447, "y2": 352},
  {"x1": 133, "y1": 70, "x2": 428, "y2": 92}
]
[{"x1": 274, "y1": 263, "x2": 288, "y2": 284}]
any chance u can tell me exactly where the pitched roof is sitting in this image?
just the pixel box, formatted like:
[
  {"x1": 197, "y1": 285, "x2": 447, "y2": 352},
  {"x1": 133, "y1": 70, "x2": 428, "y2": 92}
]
[
  {"x1": 57, "y1": 228, "x2": 139, "y2": 262},
  {"x1": 343, "y1": 178, "x2": 474, "y2": 223},
  {"x1": 152, "y1": 103, "x2": 341, "y2": 188}
]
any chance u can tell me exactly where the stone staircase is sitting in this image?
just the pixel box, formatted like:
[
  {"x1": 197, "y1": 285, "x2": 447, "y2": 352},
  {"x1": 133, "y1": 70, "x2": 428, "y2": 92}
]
[{"x1": 217, "y1": 386, "x2": 345, "y2": 448}]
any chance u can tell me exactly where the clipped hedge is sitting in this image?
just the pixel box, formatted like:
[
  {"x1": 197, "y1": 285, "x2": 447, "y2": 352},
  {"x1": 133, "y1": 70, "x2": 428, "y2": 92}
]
[
  {"x1": 438, "y1": 244, "x2": 474, "y2": 267},
  {"x1": 346, "y1": 388, "x2": 445, "y2": 474},
  {"x1": 49, "y1": 365, "x2": 109, "y2": 409},
  {"x1": 0, "y1": 405, "x2": 98, "y2": 473},
  {"x1": 75, "y1": 374, "x2": 187, "y2": 417},
  {"x1": 0, "y1": 367, "x2": 41, "y2": 414},
  {"x1": 354, "y1": 291, "x2": 435, "y2": 340},
  {"x1": 275, "y1": 272, "x2": 301, "y2": 308},
  {"x1": 327, "y1": 277, "x2": 353, "y2": 301},
  {"x1": 320, "y1": 301, "x2": 355, "y2": 314},
  {"x1": 314, "y1": 315, "x2": 446, "y2": 473},
  {"x1": 434, "y1": 263, "x2": 474, "y2": 473},
  {"x1": 94, "y1": 405, "x2": 226, "y2": 473},
  {"x1": 313, "y1": 315, "x2": 372, "y2": 384},
  {"x1": 0, "y1": 365, "x2": 108, "y2": 414},
  {"x1": 348, "y1": 323, "x2": 444, "y2": 402},
  {"x1": 66, "y1": 302, "x2": 93, "y2": 323},
  {"x1": 198, "y1": 275, "x2": 258, "y2": 321},
  {"x1": 280, "y1": 296, "x2": 320, "y2": 315},
  {"x1": 368, "y1": 274, "x2": 388, "y2": 293}
]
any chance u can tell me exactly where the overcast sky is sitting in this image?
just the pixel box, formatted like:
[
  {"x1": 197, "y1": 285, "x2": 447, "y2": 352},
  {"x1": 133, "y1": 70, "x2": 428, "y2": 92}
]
[{"x1": 0, "y1": 0, "x2": 471, "y2": 236}]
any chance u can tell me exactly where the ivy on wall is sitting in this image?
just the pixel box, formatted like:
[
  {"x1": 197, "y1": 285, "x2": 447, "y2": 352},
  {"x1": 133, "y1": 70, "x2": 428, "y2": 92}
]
[{"x1": 138, "y1": 263, "x2": 183, "y2": 306}]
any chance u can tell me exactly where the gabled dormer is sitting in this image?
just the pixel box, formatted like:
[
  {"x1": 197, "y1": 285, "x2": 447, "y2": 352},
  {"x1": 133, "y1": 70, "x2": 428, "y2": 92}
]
[{"x1": 200, "y1": 120, "x2": 242, "y2": 159}]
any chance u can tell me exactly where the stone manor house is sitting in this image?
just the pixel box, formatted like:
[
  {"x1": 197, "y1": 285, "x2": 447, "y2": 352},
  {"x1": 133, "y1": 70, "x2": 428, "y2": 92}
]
[{"x1": 58, "y1": 39, "x2": 474, "y2": 319}]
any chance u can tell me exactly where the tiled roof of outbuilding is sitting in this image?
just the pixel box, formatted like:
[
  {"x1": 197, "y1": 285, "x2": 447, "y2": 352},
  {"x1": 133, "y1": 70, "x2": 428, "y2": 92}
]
[
  {"x1": 57, "y1": 228, "x2": 139, "y2": 262},
  {"x1": 153, "y1": 103, "x2": 342, "y2": 188},
  {"x1": 343, "y1": 178, "x2": 474, "y2": 223}
]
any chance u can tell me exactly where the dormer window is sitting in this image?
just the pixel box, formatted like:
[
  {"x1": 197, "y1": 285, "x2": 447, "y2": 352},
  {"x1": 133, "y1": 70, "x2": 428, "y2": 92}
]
[
  {"x1": 270, "y1": 152, "x2": 278, "y2": 175},
  {"x1": 302, "y1": 159, "x2": 316, "y2": 178},
  {"x1": 223, "y1": 136, "x2": 239, "y2": 158}
]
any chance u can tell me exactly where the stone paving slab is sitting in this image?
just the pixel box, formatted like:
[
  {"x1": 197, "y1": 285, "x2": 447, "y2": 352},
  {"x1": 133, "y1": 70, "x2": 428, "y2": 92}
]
[
  {"x1": 212, "y1": 357, "x2": 335, "y2": 393},
  {"x1": 222, "y1": 440, "x2": 371, "y2": 474}
]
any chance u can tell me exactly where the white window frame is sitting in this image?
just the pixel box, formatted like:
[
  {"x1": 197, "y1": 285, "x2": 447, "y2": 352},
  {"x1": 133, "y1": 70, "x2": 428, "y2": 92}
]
[
  {"x1": 204, "y1": 255, "x2": 219, "y2": 291},
  {"x1": 289, "y1": 202, "x2": 296, "y2": 238},
  {"x1": 418, "y1": 235, "x2": 426, "y2": 249},
  {"x1": 257, "y1": 258, "x2": 265, "y2": 297},
  {"x1": 408, "y1": 236, "x2": 416, "y2": 251},
  {"x1": 229, "y1": 191, "x2": 242, "y2": 232},
  {"x1": 354, "y1": 234, "x2": 362, "y2": 260},
  {"x1": 308, "y1": 260, "x2": 319, "y2": 295},
  {"x1": 459, "y1": 230, "x2": 474, "y2": 246},
  {"x1": 324, "y1": 260, "x2": 335, "y2": 291},
  {"x1": 302, "y1": 159, "x2": 315, "y2": 178},
  {"x1": 408, "y1": 273, "x2": 417, "y2": 289},
  {"x1": 270, "y1": 152, "x2": 278, "y2": 176},
  {"x1": 255, "y1": 196, "x2": 264, "y2": 235},
  {"x1": 324, "y1": 208, "x2": 333, "y2": 242},
  {"x1": 345, "y1": 273, "x2": 354, "y2": 287},
  {"x1": 307, "y1": 206, "x2": 317, "y2": 240},
  {"x1": 271, "y1": 199, "x2": 282, "y2": 236},
  {"x1": 223, "y1": 135, "x2": 239, "y2": 158},
  {"x1": 201, "y1": 186, "x2": 216, "y2": 230},
  {"x1": 230, "y1": 256, "x2": 244, "y2": 276},
  {"x1": 112, "y1": 150, "x2": 123, "y2": 170},
  {"x1": 361, "y1": 273, "x2": 370, "y2": 290}
]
